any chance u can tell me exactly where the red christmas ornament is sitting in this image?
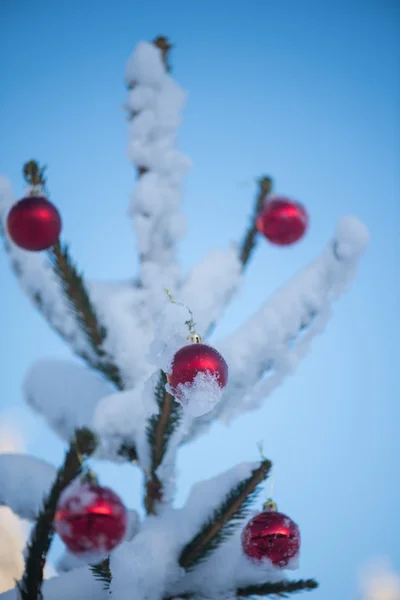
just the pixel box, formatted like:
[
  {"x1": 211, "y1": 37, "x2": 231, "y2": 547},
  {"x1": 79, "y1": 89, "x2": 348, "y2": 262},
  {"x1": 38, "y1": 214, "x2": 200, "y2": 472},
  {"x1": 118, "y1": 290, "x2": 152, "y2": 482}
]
[
  {"x1": 241, "y1": 500, "x2": 300, "y2": 567},
  {"x1": 7, "y1": 195, "x2": 62, "y2": 251},
  {"x1": 256, "y1": 196, "x2": 308, "y2": 246},
  {"x1": 168, "y1": 335, "x2": 228, "y2": 397},
  {"x1": 55, "y1": 482, "x2": 127, "y2": 556}
]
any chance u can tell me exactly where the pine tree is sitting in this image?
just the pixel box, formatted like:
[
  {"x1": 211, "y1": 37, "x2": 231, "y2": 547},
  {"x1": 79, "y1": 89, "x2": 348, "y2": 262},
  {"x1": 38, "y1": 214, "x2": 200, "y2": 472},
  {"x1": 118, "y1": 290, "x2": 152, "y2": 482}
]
[{"x1": 0, "y1": 36, "x2": 369, "y2": 600}]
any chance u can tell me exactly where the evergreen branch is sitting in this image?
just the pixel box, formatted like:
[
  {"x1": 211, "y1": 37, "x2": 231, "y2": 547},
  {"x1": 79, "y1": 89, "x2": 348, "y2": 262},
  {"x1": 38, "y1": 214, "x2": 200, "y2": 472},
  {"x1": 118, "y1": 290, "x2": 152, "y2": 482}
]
[
  {"x1": 237, "y1": 578, "x2": 318, "y2": 597},
  {"x1": 118, "y1": 441, "x2": 138, "y2": 462},
  {"x1": 179, "y1": 459, "x2": 272, "y2": 570},
  {"x1": 145, "y1": 371, "x2": 182, "y2": 514},
  {"x1": 90, "y1": 557, "x2": 112, "y2": 590},
  {"x1": 239, "y1": 176, "x2": 273, "y2": 268},
  {"x1": 48, "y1": 240, "x2": 124, "y2": 390},
  {"x1": 17, "y1": 428, "x2": 97, "y2": 600}
]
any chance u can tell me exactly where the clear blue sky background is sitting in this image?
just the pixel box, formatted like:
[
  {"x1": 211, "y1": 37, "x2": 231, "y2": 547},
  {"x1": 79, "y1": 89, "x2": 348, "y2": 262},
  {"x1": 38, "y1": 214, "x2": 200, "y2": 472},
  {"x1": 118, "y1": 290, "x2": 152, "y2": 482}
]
[{"x1": 0, "y1": 1, "x2": 399, "y2": 598}]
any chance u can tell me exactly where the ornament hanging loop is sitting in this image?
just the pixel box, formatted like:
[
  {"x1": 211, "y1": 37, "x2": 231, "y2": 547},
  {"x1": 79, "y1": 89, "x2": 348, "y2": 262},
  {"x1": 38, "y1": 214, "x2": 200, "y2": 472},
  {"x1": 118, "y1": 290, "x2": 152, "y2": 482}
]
[
  {"x1": 164, "y1": 288, "x2": 200, "y2": 339},
  {"x1": 263, "y1": 469, "x2": 277, "y2": 511}
]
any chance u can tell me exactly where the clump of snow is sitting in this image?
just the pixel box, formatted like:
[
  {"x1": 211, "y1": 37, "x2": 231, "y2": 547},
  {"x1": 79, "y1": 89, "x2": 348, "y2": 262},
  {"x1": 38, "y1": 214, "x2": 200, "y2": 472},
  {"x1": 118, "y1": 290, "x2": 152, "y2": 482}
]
[
  {"x1": 167, "y1": 371, "x2": 225, "y2": 418},
  {"x1": 24, "y1": 359, "x2": 112, "y2": 443},
  {"x1": 0, "y1": 454, "x2": 56, "y2": 520},
  {"x1": 88, "y1": 281, "x2": 154, "y2": 388},
  {"x1": 125, "y1": 41, "x2": 166, "y2": 88},
  {"x1": 110, "y1": 517, "x2": 182, "y2": 600},
  {"x1": 334, "y1": 216, "x2": 370, "y2": 260},
  {"x1": 92, "y1": 375, "x2": 158, "y2": 467},
  {"x1": 147, "y1": 301, "x2": 195, "y2": 372},
  {"x1": 0, "y1": 565, "x2": 108, "y2": 600}
]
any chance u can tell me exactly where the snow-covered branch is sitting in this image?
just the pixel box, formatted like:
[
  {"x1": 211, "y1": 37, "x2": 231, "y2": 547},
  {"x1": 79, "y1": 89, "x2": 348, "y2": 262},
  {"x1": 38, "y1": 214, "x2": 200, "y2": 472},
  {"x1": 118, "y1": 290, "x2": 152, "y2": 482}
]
[
  {"x1": 0, "y1": 178, "x2": 149, "y2": 389},
  {"x1": 125, "y1": 41, "x2": 191, "y2": 317},
  {"x1": 0, "y1": 454, "x2": 56, "y2": 520},
  {"x1": 187, "y1": 216, "x2": 369, "y2": 437},
  {"x1": 0, "y1": 178, "x2": 87, "y2": 355}
]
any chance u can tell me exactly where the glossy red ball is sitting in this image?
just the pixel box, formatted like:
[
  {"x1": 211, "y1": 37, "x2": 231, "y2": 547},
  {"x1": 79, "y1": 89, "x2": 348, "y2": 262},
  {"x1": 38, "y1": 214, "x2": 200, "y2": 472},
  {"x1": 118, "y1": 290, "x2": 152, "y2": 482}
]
[
  {"x1": 7, "y1": 195, "x2": 62, "y2": 251},
  {"x1": 168, "y1": 343, "x2": 228, "y2": 393},
  {"x1": 55, "y1": 483, "x2": 127, "y2": 556},
  {"x1": 241, "y1": 510, "x2": 300, "y2": 567},
  {"x1": 257, "y1": 196, "x2": 308, "y2": 246}
]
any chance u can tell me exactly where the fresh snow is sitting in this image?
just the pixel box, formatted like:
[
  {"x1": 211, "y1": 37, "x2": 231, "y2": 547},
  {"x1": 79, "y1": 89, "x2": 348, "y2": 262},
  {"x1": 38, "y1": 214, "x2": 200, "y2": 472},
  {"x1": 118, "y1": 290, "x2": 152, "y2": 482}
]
[
  {"x1": 0, "y1": 454, "x2": 55, "y2": 520},
  {"x1": 24, "y1": 359, "x2": 113, "y2": 443},
  {"x1": 0, "y1": 566, "x2": 107, "y2": 600}
]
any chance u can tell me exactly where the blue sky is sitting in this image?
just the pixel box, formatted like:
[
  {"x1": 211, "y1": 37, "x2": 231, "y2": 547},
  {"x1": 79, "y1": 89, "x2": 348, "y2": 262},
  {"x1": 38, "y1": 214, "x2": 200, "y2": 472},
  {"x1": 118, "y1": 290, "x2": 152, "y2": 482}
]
[{"x1": 0, "y1": 1, "x2": 399, "y2": 598}]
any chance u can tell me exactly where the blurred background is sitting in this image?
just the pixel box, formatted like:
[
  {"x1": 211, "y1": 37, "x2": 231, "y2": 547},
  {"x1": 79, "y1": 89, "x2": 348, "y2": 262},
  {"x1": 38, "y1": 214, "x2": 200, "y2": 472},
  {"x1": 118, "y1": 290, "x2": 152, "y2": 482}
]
[{"x1": 0, "y1": 0, "x2": 399, "y2": 598}]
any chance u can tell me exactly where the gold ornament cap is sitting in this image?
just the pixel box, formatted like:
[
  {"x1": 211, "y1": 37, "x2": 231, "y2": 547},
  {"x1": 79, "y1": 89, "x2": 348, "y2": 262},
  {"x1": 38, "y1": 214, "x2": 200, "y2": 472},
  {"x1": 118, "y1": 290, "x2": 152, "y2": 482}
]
[
  {"x1": 187, "y1": 333, "x2": 202, "y2": 344},
  {"x1": 263, "y1": 498, "x2": 278, "y2": 512}
]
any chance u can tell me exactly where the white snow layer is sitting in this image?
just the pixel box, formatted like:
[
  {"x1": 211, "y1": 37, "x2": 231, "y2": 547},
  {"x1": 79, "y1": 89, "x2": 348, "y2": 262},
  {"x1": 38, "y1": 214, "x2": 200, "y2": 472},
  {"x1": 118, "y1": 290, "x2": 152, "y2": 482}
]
[
  {"x1": 24, "y1": 359, "x2": 113, "y2": 442},
  {"x1": 0, "y1": 566, "x2": 107, "y2": 600},
  {"x1": 0, "y1": 454, "x2": 55, "y2": 520},
  {"x1": 126, "y1": 41, "x2": 191, "y2": 316}
]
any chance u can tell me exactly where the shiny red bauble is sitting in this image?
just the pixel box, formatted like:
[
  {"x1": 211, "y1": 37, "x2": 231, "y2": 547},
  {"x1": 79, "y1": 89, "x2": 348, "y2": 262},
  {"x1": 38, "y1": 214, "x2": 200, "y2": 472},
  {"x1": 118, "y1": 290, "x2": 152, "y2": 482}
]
[
  {"x1": 55, "y1": 482, "x2": 127, "y2": 556},
  {"x1": 168, "y1": 342, "x2": 228, "y2": 394},
  {"x1": 241, "y1": 509, "x2": 300, "y2": 567},
  {"x1": 7, "y1": 195, "x2": 62, "y2": 251},
  {"x1": 256, "y1": 196, "x2": 308, "y2": 246}
]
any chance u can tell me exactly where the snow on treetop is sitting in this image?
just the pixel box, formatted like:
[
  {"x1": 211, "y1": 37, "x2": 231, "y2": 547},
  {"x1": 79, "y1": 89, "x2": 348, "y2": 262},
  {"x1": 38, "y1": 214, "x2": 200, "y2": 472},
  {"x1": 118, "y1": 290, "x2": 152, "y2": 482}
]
[{"x1": 125, "y1": 41, "x2": 166, "y2": 88}]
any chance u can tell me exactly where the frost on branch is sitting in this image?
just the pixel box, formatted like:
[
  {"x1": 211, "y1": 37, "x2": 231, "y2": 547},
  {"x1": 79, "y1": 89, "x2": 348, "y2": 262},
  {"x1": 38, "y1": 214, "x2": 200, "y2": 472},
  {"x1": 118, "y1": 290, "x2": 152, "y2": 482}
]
[
  {"x1": 0, "y1": 454, "x2": 55, "y2": 520},
  {"x1": 125, "y1": 41, "x2": 191, "y2": 314},
  {"x1": 187, "y1": 216, "x2": 369, "y2": 437},
  {"x1": 23, "y1": 359, "x2": 113, "y2": 443}
]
